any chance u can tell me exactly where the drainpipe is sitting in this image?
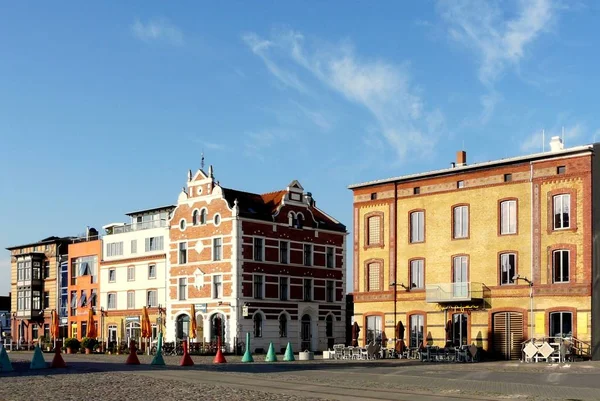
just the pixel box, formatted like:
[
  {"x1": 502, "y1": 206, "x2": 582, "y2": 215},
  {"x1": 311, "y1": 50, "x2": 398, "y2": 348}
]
[
  {"x1": 56, "y1": 242, "x2": 63, "y2": 334},
  {"x1": 393, "y1": 183, "x2": 398, "y2": 341},
  {"x1": 529, "y1": 162, "x2": 534, "y2": 341}
]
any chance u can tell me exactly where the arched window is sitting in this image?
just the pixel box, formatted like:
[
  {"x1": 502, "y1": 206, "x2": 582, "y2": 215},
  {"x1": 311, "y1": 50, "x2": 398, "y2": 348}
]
[
  {"x1": 126, "y1": 321, "x2": 141, "y2": 343},
  {"x1": 200, "y1": 209, "x2": 207, "y2": 225},
  {"x1": 288, "y1": 212, "x2": 295, "y2": 226},
  {"x1": 176, "y1": 314, "x2": 190, "y2": 340},
  {"x1": 253, "y1": 313, "x2": 262, "y2": 338},
  {"x1": 326, "y1": 314, "x2": 333, "y2": 337},
  {"x1": 296, "y1": 213, "x2": 304, "y2": 228},
  {"x1": 278, "y1": 314, "x2": 287, "y2": 337},
  {"x1": 192, "y1": 210, "x2": 199, "y2": 225},
  {"x1": 211, "y1": 314, "x2": 224, "y2": 341}
]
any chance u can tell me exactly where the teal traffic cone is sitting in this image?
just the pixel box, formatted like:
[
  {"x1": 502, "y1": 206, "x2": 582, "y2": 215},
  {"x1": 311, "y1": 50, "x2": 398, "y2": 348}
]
[
  {"x1": 0, "y1": 344, "x2": 13, "y2": 372},
  {"x1": 151, "y1": 332, "x2": 165, "y2": 366},
  {"x1": 283, "y1": 342, "x2": 295, "y2": 361},
  {"x1": 265, "y1": 342, "x2": 277, "y2": 362},
  {"x1": 30, "y1": 345, "x2": 47, "y2": 369},
  {"x1": 241, "y1": 332, "x2": 253, "y2": 363}
]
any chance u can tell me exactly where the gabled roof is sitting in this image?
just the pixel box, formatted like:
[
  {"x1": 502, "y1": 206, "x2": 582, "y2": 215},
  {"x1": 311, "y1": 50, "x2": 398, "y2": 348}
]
[{"x1": 6, "y1": 236, "x2": 75, "y2": 251}]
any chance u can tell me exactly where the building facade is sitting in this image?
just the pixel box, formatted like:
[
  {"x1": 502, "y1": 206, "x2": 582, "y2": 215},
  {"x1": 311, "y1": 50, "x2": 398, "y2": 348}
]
[
  {"x1": 167, "y1": 166, "x2": 347, "y2": 353},
  {"x1": 6, "y1": 236, "x2": 72, "y2": 345},
  {"x1": 100, "y1": 206, "x2": 173, "y2": 347},
  {"x1": 67, "y1": 233, "x2": 101, "y2": 340},
  {"x1": 349, "y1": 137, "x2": 600, "y2": 361},
  {"x1": 0, "y1": 295, "x2": 10, "y2": 340}
]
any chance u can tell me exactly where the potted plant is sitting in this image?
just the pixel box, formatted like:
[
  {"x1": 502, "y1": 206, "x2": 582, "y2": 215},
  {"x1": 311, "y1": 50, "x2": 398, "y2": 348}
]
[
  {"x1": 81, "y1": 337, "x2": 98, "y2": 354},
  {"x1": 64, "y1": 337, "x2": 81, "y2": 354}
]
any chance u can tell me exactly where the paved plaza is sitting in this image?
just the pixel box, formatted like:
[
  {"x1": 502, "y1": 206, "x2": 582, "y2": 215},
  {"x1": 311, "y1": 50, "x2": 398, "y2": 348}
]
[{"x1": 2, "y1": 352, "x2": 600, "y2": 400}]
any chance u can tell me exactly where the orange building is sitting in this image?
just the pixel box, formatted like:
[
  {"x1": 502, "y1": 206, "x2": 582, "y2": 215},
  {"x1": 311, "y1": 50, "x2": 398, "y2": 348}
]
[{"x1": 67, "y1": 236, "x2": 101, "y2": 340}]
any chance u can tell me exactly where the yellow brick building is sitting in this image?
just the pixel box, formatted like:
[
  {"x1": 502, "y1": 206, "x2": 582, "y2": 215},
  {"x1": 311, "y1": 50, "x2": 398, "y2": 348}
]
[{"x1": 349, "y1": 139, "x2": 600, "y2": 361}]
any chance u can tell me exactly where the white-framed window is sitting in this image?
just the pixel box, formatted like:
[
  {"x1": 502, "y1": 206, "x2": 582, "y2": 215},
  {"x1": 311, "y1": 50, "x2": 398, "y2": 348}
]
[
  {"x1": 303, "y1": 278, "x2": 312, "y2": 301},
  {"x1": 253, "y1": 275, "x2": 264, "y2": 299},
  {"x1": 553, "y1": 194, "x2": 571, "y2": 230},
  {"x1": 213, "y1": 237, "x2": 222, "y2": 261},
  {"x1": 108, "y1": 268, "x2": 116, "y2": 283},
  {"x1": 326, "y1": 246, "x2": 334, "y2": 268},
  {"x1": 106, "y1": 242, "x2": 123, "y2": 257},
  {"x1": 500, "y1": 200, "x2": 517, "y2": 235},
  {"x1": 212, "y1": 275, "x2": 222, "y2": 299},
  {"x1": 326, "y1": 280, "x2": 334, "y2": 302},
  {"x1": 253, "y1": 238, "x2": 263, "y2": 261},
  {"x1": 279, "y1": 277, "x2": 288, "y2": 301},
  {"x1": 127, "y1": 266, "x2": 135, "y2": 281},
  {"x1": 192, "y1": 209, "x2": 200, "y2": 225},
  {"x1": 500, "y1": 253, "x2": 516, "y2": 285},
  {"x1": 145, "y1": 236, "x2": 164, "y2": 252},
  {"x1": 550, "y1": 311, "x2": 573, "y2": 338},
  {"x1": 200, "y1": 209, "x2": 207, "y2": 225},
  {"x1": 410, "y1": 259, "x2": 424, "y2": 289},
  {"x1": 147, "y1": 290, "x2": 157, "y2": 307},
  {"x1": 303, "y1": 244, "x2": 313, "y2": 266},
  {"x1": 127, "y1": 291, "x2": 135, "y2": 309},
  {"x1": 552, "y1": 249, "x2": 570, "y2": 283},
  {"x1": 178, "y1": 277, "x2": 187, "y2": 300},
  {"x1": 410, "y1": 211, "x2": 425, "y2": 243},
  {"x1": 178, "y1": 242, "x2": 188, "y2": 264},
  {"x1": 108, "y1": 325, "x2": 117, "y2": 342},
  {"x1": 148, "y1": 264, "x2": 156, "y2": 279},
  {"x1": 453, "y1": 206, "x2": 469, "y2": 239},
  {"x1": 131, "y1": 239, "x2": 137, "y2": 254},
  {"x1": 279, "y1": 241, "x2": 289, "y2": 264},
  {"x1": 214, "y1": 213, "x2": 221, "y2": 226},
  {"x1": 366, "y1": 315, "x2": 382, "y2": 344},
  {"x1": 107, "y1": 293, "x2": 117, "y2": 309}
]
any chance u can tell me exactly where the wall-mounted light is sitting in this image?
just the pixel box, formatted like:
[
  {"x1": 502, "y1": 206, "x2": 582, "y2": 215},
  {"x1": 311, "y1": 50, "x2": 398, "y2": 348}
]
[{"x1": 389, "y1": 282, "x2": 410, "y2": 292}]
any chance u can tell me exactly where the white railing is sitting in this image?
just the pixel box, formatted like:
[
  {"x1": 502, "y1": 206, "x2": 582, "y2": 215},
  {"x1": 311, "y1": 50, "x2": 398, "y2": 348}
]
[
  {"x1": 111, "y1": 219, "x2": 168, "y2": 234},
  {"x1": 425, "y1": 282, "x2": 483, "y2": 303}
]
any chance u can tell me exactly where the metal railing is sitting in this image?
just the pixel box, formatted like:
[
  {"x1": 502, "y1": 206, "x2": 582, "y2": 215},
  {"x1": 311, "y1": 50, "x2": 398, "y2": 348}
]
[
  {"x1": 520, "y1": 336, "x2": 591, "y2": 363},
  {"x1": 425, "y1": 282, "x2": 484, "y2": 303},
  {"x1": 111, "y1": 220, "x2": 168, "y2": 234}
]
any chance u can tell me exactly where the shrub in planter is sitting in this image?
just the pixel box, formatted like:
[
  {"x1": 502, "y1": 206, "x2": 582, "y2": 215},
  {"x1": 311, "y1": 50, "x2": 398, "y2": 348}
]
[
  {"x1": 64, "y1": 337, "x2": 81, "y2": 354},
  {"x1": 81, "y1": 337, "x2": 98, "y2": 354}
]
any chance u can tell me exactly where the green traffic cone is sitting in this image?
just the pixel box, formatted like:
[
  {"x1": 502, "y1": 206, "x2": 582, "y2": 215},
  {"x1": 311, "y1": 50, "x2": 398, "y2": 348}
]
[
  {"x1": 283, "y1": 342, "x2": 295, "y2": 361},
  {"x1": 265, "y1": 342, "x2": 277, "y2": 362},
  {"x1": 241, "y1": 332, "x2": 253, "y2": 363},
  {"x1": 30, "y1": 345, "x2": 47, "y2": 369},
  {"x1": 151, "y1": 332, "x2": 165, "y2": 366},
  {"x1": 0, "y1": 344, "x2": 13, "y2": 372}
]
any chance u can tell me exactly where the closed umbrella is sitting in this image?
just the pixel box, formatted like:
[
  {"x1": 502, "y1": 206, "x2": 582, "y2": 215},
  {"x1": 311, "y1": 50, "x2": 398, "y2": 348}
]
[
  {"x1": 395, "y1": 321, "x2": 406, "y2": 354},
  {"x1": 141, "y1": 307, "x2": 151, "y2": 338},
  {"x1": 190, "y1": 304, "x2": 197, "y2": 340},
  {"x1": 351, "y1": 322, "x2": 360, "y2": 346},
  {"x1": 51, "y1": 310, "x2": 59, "y2": 340},
  {"x1": 86, "y1": 308, "x2": 97, "y2": 338}
]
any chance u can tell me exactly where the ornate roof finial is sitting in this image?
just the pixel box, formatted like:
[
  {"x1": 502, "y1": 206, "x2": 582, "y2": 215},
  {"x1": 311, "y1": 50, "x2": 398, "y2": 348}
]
[
  {"x1": 188, "y1": 169, "x2": 192, "y2": 182},
  {"x1": 201, "y1": 151, "x2": 205, "y2": 170},
  {"x1": 209, "y1": 164, "x2": 214, "y2": 178}
]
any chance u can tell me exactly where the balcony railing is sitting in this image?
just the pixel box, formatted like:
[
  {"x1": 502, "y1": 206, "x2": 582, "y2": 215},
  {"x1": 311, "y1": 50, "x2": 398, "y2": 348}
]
[
  {"x1": 425, "y1": 282, "x2": 484, "y2": 303},
  {"x1": 111, "y1": 219, "x2": 168, "y2": 234}
]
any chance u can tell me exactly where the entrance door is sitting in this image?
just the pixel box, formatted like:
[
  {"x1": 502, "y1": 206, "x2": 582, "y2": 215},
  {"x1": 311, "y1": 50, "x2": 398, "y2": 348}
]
[
  {"x1": 301, "y1": 314, "x2": 311, "y2": 351},
  {"x1": 452, "y1": 314, "x2": 468, "y2": 346},
  {"x1": 493, "y1": 312, "x2": 523, "y2": 360}
]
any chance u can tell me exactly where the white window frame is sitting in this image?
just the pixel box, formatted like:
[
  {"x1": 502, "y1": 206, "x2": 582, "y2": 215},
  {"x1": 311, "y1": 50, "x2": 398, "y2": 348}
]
[
  {"x1": 178, "y1": 277, "x2": 187, "y2": 300},
  {"x1": 148, "y1": 264, "x2": 156, "y2": 280},
  {"x1": 212, "y1": 274, "x2": 223, "y2": 299},
  {"x1": 500, "y1": 253, "x2": 516, "y2": 285},
  {"x1": 303, "y1": 244, "x2": 313, "y2": 266},
  {"x1": 178, "y1": 242, "x2": 188, "y2": 264},
  {"x1": 553, "y1": 194, "x2": 571, "y2": 230},
  {"x1": 410, "y1": 211, "x2": 425, "y2": 243},
  {"x1": 127, "y1": 266, "x2": 135, "y2": 282},
  {"x1": 107, "y1": 293, "x2": 117, "y2": 310},
  {"x1": 212, "y1": 237, "x2": 222, "y2": 261},
  {"x1": 279, "y1": 276, "x2": 289, "y2": 301},
  {"x1": 410, "y1": 259, "x2": 424, "y2": 289},
  {"x1": 279, "y1": 241, "x2": 289, "y2": 264},
  {"x1": 500, "y1": 200, "x2": 517, "y2": 235},
  {"x1": 147, "y1": 290, "x2": 157, "y2": 307},
  {"x1": 303, "y1": 278, "x2": 313, "y2": 301},
  {"x1": 453, "y1": 206, "x2": 469, "y2": 239},
  {"x1": 326, "y1": 246, "x2": 335, "y2": 268},
  {"x1": 108, "y1": 268, "x2": 116, "y2": 283},
  {"x1": 127, "y1": 291, "x2": 135, "y2": 309},
  {"x1": 552, "y1": 249, "x2": 570, "y2": 283},
  {"x1": 131, "y1": 239, "x2": 137, "y2": 254},
  {"x1": 326, "y1": 280, "x2": 335, "y2": 302},
  {"x1": 253, "y1": 237, "x2": 264, "y2": 262},
  {"x1": 253, "y1": 274, "x2": 264, "y2": 299}
]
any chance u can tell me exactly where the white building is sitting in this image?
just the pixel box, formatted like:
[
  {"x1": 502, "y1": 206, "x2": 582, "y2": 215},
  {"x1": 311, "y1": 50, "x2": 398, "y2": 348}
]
[{"x1": 99, "y1": 205, "x2": 174, "y2": 345}]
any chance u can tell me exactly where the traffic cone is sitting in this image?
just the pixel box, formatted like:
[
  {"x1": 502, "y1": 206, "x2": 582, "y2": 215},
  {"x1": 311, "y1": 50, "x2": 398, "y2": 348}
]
[
  {"x1": 30, "y1": 345, "x2": 47, "y2": 369},
  {"x1": 213, "y1": 336, "x2": 226, "y2": 364},
  {"x1": 0, "y1": 344, "x2": 13, "y2": 372},
  {"x1": 51, "y1": 341, "x2": 66, "y2": 369},
  {"x1": 125, "y1": 340, "x2": 140, "y2": 365},
  {"x1": 265, "y1": 342, "x2": 277, "y2": 362},
  {"x1": 151, "y1": 332, "x2": 165, "y2": 366},
  {"x1": 283, "y1": 342, "x2": 295, "y2": 361},
  {"x1": 180, "y1": 340, "x2": 194, "y2": 366},
  {"x1": 241, "y1": 332, "x2": 253, "y2": 362}
]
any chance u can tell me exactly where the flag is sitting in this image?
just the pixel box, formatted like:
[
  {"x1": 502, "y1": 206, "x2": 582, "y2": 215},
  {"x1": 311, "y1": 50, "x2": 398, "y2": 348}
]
[{"x1": 190, "y1": 304, "x2": 197, "y2": 339}]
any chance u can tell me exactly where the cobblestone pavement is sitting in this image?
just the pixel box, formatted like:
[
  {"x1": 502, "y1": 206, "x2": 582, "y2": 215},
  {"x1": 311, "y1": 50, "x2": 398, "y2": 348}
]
[{"x1": 2, "y1": 352, "x2": 600, "y2": 401}]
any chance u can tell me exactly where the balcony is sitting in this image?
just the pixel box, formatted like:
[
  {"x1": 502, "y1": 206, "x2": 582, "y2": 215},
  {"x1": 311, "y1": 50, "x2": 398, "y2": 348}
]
[
  {"x1": 110, "y1": 219, "x2": 168, "y2": 234},
  {"x1": 15, "y1": 309, "x2": 43, "y2": 319},
  {"x1": 425, "y1": 282, "x2": 484, "y2": 303}
]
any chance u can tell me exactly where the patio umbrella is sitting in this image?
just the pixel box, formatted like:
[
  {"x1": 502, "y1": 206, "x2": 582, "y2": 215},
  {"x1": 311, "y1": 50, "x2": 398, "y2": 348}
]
[
  {"x1": 445, "y1": 320, "x2": 453, "y2": 346},
  {"x1": 351, "y1": 322, "x2": 360, "y2": 346},
  {"x1": 396, "y1": 321, "x2": 405, "y2": 340},
  {"x1": 190, "y1": 304, "x2": 197, "y2": 340},
  {"x1": 50, "y1": 310, "x2": 59, "y2": 340},
  {"x1": 141, "y1": 307, "x2": 151, "y2": 338},
  {"x1": 86, "y1": 308, "x2": 97, "y2": 338},
  {"x1": 381, "y1": 331, "x2": 388, "y2": 347}
]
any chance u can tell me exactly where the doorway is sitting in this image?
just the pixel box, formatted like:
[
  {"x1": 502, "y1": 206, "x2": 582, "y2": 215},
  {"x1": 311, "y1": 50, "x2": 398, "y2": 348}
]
[
  {"x1": 493, "y1": 312, "x2": 523, "y2": 360},
  {"x1": 301, "y1": 314, "x2": 311, "y2": 351}
]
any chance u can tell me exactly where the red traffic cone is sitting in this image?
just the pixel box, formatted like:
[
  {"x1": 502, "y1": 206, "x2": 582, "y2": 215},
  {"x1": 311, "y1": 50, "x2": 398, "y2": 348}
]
[
  {"x1": 51, "y1": 340, "x2": 66, "y2": 369},
  {"x1": 125, "y1": 340, "x2": 141, "y2": 365},
  {"x1": 213, "y1": 336, "x2": 227, "y2": 364},
  {"x1": 180, "y1": 340, "x2": 194, "y2": 366}
]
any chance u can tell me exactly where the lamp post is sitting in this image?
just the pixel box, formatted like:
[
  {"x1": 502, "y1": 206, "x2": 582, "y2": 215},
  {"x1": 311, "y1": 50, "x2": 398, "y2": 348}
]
[
  {"x1": 388, "y1": 282, "x2": 410, "y2": 346},
  {"x1": 513, "y1": 274, "x2": 534, "y2": 341}
]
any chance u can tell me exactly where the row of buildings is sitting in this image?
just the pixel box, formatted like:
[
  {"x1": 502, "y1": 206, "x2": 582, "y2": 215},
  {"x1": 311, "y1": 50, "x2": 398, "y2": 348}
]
[
  {"x1": 7, "y1": 166, "x2": 347, "y2": 353},
  {"x1": 350, "y1": 136, "x2": 600, "y2": 361}
]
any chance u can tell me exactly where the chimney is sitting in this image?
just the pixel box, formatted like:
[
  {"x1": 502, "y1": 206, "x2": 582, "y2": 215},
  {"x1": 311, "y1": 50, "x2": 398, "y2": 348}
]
[
  {"x1": 549, "y1": 136, "x2": 564, "y2": 152},
  {"x1": 456, "y1": 150, "x2": 467, "y2": 166}
]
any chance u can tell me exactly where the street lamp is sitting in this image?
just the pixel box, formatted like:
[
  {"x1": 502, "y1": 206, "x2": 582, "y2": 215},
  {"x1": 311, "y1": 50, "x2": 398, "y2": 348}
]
[{"x1": 513, "y1": 274, "x2": 534, "y2": 341}]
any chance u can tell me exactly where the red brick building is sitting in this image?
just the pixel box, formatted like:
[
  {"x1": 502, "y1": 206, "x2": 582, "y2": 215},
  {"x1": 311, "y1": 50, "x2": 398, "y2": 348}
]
[{"x1": 167, "y1": 166, "x2": 347, "y2": 353}]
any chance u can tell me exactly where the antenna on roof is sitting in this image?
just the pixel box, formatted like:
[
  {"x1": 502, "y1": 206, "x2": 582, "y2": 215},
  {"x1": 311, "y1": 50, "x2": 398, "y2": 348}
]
[
  {"x1": 201, "y1": 151, "x2": 205, "y2": 170},
  {"x1": 562, "y1": 126, "x2": 565, "y2": 147},
  {"x1": 542, "y1": 129, "x2": 545, "y2": 152}
]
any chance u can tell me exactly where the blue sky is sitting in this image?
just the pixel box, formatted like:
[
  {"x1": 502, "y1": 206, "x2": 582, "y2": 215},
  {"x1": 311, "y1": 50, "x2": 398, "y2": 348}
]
[{"x1": 1, "y1": 0, "x2": 599, "y2": 295}]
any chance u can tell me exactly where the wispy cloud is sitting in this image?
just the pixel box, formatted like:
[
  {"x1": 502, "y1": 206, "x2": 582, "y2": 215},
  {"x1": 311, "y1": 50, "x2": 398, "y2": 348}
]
[
  {"x1": 244, "y1": 129, "x2": 293, "y2": 161},
  {"x1": 131, "y1": 18, "x2": 184, "y2": 46},
  {"x1": 188, "y1": 137, "x2": 226, "y2": 151},
  {"x1": 291, "y1": 101, "x2": 332, "y2": 132},
  {"x1": 520, "y1": 123, "x2": 584, "y2": 152},
  {"x1": 242, "y1": 30, "x2": 444, "y2": 162}
]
